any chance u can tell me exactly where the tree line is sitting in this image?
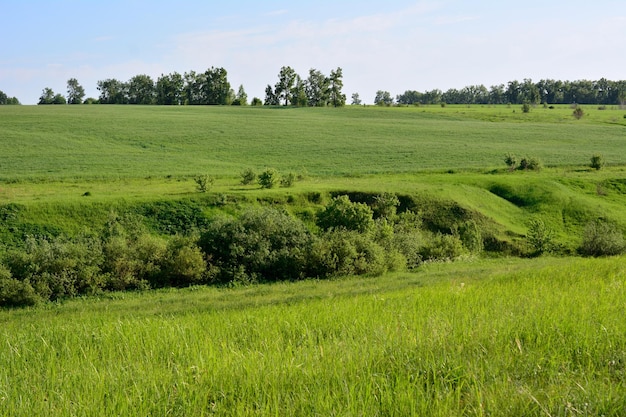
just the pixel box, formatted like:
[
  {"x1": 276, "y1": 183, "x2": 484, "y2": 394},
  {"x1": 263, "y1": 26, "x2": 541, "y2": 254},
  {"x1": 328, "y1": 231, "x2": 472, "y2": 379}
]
[
  {"x1": 34, "y1": 66, "x2": 346, "y2": 107},
  {"x1": 387, "y1": 78, "x2": 626, "y2": 106},
  {"x1": 0, "y1": 90, "x2": 20, "y2": 105}
]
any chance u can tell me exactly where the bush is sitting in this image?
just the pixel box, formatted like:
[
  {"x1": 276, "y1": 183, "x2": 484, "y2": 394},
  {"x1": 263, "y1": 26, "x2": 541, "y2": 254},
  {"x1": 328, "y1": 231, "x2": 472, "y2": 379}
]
[
  {"x1": 521, "y1": 102, "x2": 531, "y2": 113},
  {"x1": 579, "y1": 219, "x2": 625, "y2": 257},
  {"x1": 455, "y1": 220, "x2": 483, "y2": 254},
  {"x1": 316, "y1": 195, "x2": 375, "y2": 233},
  {"x1": 518, "y1": 157, "x2": 542, "y2": 171},
  {"x1": 590, "y1": 154, "x2": 604, "y2": 170},
  {"x1": 3, "y1": 235, "x2": 104, "y2": 301},
  {"x1": 280, "y1": 172, "x2": 296, "y2": 188},
  {"x1": 573, "y1": 106, "x2": 584, "y2": 120},
  {"x1": 199, "y1": 208, "x2": 313, "y2": 283},
  {"x1": 419, "y1": 233, "x2": 466, "y2": 262},
  {"x1": 161, "y1": 235, "x2": 206, "y2": 287},
  {"x1": 526, "y1": 218, "x2": 555, "y2": 256},
  {"x1": 258, "y1": 168, "x2": 278, "y2": 189},
  {"x1": 372, "y1": 192, "x2": 400, "y2": 220},
  {"x1": 504, "y1": 153, "x2": 517, "y2": 170},
  {"x1": 0, "y1": 264, "x2": 40, "y2": 308},
  {"x1": 240, "y1": 168, "x2": 257, "y2": 185},
  {"x1": 308, "y1": 230, "x2": 387, "y2": 278},
  {"x1": 193, "y1": 174, "x2": 214, "y2": 193}
]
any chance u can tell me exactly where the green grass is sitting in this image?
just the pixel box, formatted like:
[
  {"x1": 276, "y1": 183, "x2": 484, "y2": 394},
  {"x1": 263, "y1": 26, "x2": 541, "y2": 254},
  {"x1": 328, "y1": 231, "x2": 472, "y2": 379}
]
[
  {"x1": 1, "y1": 105, "x2": 625, "y2": 181},
  {"x1": 2, "y1": 256, "x2": 626, "y2": 416}
]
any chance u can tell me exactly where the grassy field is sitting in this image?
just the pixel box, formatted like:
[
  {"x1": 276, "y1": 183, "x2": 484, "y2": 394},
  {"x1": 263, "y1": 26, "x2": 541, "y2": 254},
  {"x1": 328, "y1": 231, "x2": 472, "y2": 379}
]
[
  {"x1": 2, "y1": 256, "x2": 626, "y2": 416},
  {"x1": 1, "y1": 104, "x2": 625, "y2": 182},
  {"x1": 2, "y1": 104, "x2": 626, "y2": 415}
]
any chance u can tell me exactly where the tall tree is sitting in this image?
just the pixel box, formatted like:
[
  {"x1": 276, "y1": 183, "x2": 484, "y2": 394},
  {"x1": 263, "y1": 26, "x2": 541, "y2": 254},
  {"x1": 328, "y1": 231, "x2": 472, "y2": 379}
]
[
  {"x1": 203, "y1": 67, "x2": 231, "y2": 105},
  {"x1": 156, "y1": 72, "x2": 184, "y2": 105},
  {"x1": 127, "y1": 74, "x2": 155, "y2": 105},
  {"x1": 275, "y1": 66, "x2": 297, "y2": 106},
  {"x1": 66, "y1": 78, "x2": 85, "y2": 104},
  {"x1": 264, "y1": 84, "x2": 279, "y2": 105},
  {"x1": 232, "y1": 84, "x2": 248, "y2": 106},
  {"x1": 38, "y1": 88, "x2": 55, "y2": 105},
  {"x1": 97, "y1": 79, "x2": 128, "y2": 104},
  {"x1": 328, "y1": 67, "x2": 346, "y2": 107},
  {"x1": 374, "y1": 90, "x2": 393, "y2": 106},
  {"x1": 305, "y1": 68, "x2": 330, "y2": 107},
  {"x1": 351, "y1": 92, "x2": 362, "y2": 105}
]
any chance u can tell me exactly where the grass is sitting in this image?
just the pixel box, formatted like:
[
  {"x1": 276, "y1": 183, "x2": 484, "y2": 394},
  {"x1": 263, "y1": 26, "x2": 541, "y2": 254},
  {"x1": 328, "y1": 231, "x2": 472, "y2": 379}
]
[
  {"x1": 1, "y1": 105, "x2": 625, "y2": 182},
  {"x1": 1, "y1": 256, "x2": 626, "y2": 416}
]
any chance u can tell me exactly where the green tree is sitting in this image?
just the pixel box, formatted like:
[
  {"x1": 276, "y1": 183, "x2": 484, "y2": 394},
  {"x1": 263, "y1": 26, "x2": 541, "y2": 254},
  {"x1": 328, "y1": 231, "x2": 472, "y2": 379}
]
[
  {"x1": 328, "y1": 67, "x2": 346, "y2": 107},
  {"x1": 258, "y1": 168, "x2": 278, "y2": 189},
  {"x1": 66, "y1": 78, "x2": 85, "y2": 104},
  {"x1": 232, "y1": 84, "x2": 248, "y2": 106},
  {"x1": 38, "y1": 87, "x2": 55, "y2": 104},
  {"x1": 204, "y1": 66, "x2": 232, "y2": 105},
  {"x1": 264, "y1": 84, "x2": 279, "y2": 105},
  {"x1": 374, "y1": 90, "x2": 393, "y2": 106},
  {"x1": 305, "y1": 68, "x2": 330, "y2": 107},
  {"x1": 127, "y1": 74, "x2": 155, "y2": 105},
  {"x1": 351, "y1": 92, "x2": 362, "y2": 105},
  {"x1": 97, "y1": 79, "x2": 128, "y2": 104},
  {"x1": 275, "y1": 66, "x2": 297, "y2": 105},
  {"x1": 156, "y1": 72, "x2": 184, "y2": 105},
  {"x1": 316, "y1": 195, "x2": 374, "y2": 233}
]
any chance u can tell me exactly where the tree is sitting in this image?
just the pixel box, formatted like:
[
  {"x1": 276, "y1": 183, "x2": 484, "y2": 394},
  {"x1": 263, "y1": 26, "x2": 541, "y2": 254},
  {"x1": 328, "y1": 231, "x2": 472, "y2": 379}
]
[
  {"x1": 203, "y1": 66, "x2": 231, "y2": 105},
  {"x1": 66, "y1": 78, "x2": 85, "y2": 104},
  {"x1": 328, "y1": 67, "x2": 346, "y2": 107},
  {"x1": 156, "y1": 72, "x2": 184, "y2": 105},
  {"x1": 53, "y1": 94, "x2": 67, "y2": 104},
  {"x1": 97, "y1": 79, "x2": 128, "y2": 104},
  {"x1": 264, "y1": 84, "x2": 279, "y2": 105},
  {"x1": 374, "y1": 90, "x2": 393, "y2": 106},
  {"x1": 291, "y1": 75, "x2": 308, "y2": 107},
  {"x1": 232, "y1": 84, "x2": 248, "y2": 106},
  {"x1": 305, "y1": 68, "x2": 330, "y2": 107},
  {"x1": 316, "y1": 195, "x2": 374, "y2": 233},
  {"x1": 127, "y1": 74, "x2": 155, "y2": 105},
  {"x1": 351, "y1": 92, "x2": 362, "y2": 105},
  {"x1": 0, "y1": 90, "x2": 19, "y2": 105},
  {"x1": 38, "y1": 88, "x2": 55, "y2": 104},
  {"x1": 275, "y1": 66, "x2": 297, "y2": 106}
]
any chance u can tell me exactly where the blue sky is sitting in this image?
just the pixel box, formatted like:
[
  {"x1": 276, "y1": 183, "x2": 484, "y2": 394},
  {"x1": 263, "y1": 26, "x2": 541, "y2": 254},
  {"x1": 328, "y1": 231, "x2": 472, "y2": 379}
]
[{"x1": 1, "y1": 0, "x2": 625, "y2": 104}]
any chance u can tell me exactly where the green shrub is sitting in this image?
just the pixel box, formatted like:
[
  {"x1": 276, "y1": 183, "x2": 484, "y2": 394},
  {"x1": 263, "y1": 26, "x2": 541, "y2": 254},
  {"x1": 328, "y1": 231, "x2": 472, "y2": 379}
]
[
  {"x1": 526, "y1": 218, "x2": 555, "y2": 256},
  {"x1": 199, "y1": 208, "x2": 313, "y2": 283},
  {"x1": 280, "y1": 172, "x2": 296, "y2": 188},
  {"x1": 240, "y1": 168, "x2": 257, "y2": 185},
  {"x1": 258, "y1": 168, "x2": 278, "y2": 189},
  {"x1": 193, "y1": 174, "x2": 214, "y2": 193},
  {"x1": 316, "y1": 195, "x2": 374, "y2": 233},
  {"x1": 579, "y1": 219, "x2": 625, "y2": 257},
  {"x1": 372, "y1": 192, "x2": 400, "y2": 220},
  {"x1": 161, "y1": 235, "x2": 206, "y2": 287},
  {"x1": 0, "y1": 264, "x2": 40, "y2": 308},
  {"x1": 455, "y1": 220, "x2": 483, "y2": 254},
  {"x1": 3, "y1": 235, "x2": 104, "y2": 301},
  {"x1": 521, "y1": 102, "x2": 531, "y2": 113},
  {"x1": 419, "y1": 233, "x2": 466, "y2": 262},
  {"x1": 308, "y1": 230, "x2": 387, "y2": 278},
  {"x1": 518, "y1": 156, "x2": 542, "y2": 171},
  {"x1": 573, "y1": 106, "x2": 584, "y2": 120},
  {"x1": 590, "y1": 154, "x2": 604, "y2": 170},
  {"x1": 504, "y1": 153, "x2": 517, "y2": 170}
]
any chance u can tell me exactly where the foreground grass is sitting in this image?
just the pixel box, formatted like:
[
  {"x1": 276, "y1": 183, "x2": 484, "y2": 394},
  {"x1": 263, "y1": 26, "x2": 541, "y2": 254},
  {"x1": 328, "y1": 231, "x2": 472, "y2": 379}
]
[{"x1": 2, "y1": 256, "x2": 625, "y2": 416}]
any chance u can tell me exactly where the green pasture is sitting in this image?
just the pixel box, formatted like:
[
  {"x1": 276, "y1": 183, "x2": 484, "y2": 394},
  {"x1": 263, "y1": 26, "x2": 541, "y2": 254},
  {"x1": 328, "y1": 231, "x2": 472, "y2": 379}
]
[
  {"x1": 2, "y1": 256, "x2": 626, "y2": 416},
  {"x1": 1, "y1": 104, "x2": 625, "y2": 182}
]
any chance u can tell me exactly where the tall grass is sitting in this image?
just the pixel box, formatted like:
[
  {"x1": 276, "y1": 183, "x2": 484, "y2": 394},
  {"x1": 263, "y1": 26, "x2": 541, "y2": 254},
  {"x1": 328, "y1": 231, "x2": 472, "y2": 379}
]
[{"x1": 2, "y1": 256, "x2": 625, "y2": 416}]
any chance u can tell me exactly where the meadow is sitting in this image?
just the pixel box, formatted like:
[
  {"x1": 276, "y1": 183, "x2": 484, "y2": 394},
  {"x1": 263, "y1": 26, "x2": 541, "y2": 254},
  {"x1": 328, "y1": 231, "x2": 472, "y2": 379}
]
[
  {"x1": 2, "y1": 104, "x2": 626, "y2": 415},
  {"x1": 2, "y1": 256, "x2": 626, "y2": 416}
]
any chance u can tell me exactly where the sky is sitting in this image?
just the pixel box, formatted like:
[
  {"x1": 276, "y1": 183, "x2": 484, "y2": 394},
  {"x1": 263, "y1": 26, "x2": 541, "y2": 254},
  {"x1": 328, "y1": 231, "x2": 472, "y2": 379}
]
[{"x1": 1, "y1": 0, "x2": 625, "y2": 104}]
